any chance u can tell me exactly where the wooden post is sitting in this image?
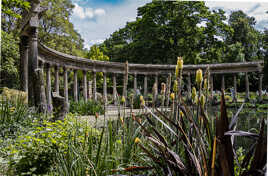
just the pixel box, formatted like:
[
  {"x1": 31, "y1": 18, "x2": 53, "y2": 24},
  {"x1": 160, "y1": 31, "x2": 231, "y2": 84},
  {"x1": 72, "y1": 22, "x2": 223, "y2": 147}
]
[
  {"x1": 103, "y1": 72, "x2": 107, "y2": 104},
  {"x1": 221, "y1": 75, "x2": 225, "y2": 91},
  {"x1": 187, "y1": 73, "x2": 191, "y2": 99},
  {"x1": 20, "y1": 36, "x2": 29, "y2": 95},
  {"x1": 245, "y1": 72, "x2": 249, "y2": 101},
  {"x1": 154, "y1": 74, "x2": 158, "y2": 96},
  {"x1": 165, "y1": 73, "x2": 171, "y2": 106},
  {"x1": 46, "y1": 63, "x2": 52, "y2": 111},
  {"x1": 63, "y1": 67, "x2": 69, "y2": 107},
  {"x1": 73, "y1": 69, "x2": 78, "y2": 102},
  {"x1": 113, "y1": 73, "x2": 117, "y2": 105},
  {"x1": 144, "y1": 75, "x2": 148, "y2": 99},
  {"x1": 93, "y1": 71, "x2": 97, "y2": 101},
  {"x1": 134, "y1": 73, "x2": 137, "y2": 93},
  {"x1": 233, "y1": 74, "x2": 237, "y2": 102},
  {"x1": 88, "y1": 80, "x2": 92, "y2": 100},
  {"x1": 54, "y1": 65, "x2": 59, "y2": 94},
  {"x1": 258, "y1": 73, "x2": 263, "y2": 102},
  {"x1": 83, "y1": 70, "x2": 87, "y2": 102}
]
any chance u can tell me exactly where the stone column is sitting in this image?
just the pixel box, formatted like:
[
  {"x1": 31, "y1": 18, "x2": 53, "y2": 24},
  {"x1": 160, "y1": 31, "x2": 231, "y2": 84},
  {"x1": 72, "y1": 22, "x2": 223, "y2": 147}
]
[
  {"x1": 88, "y1": 80, "x2": 92, "y2": 100},
  {"x1": 245, "y1": 72, "x2": 249, "y2": 101},
  {"x1": 221, "y1": 75, "x2": 225, "y2": 91},
  {"x1": 83, "y1": 70, "x2": 87, "y2": 102},
  {"x1": 38, "y1": 61, "x2": 47, "y2": 112},
  {"x1": 258, "y1": 73, "x2": 263, "y2": 102},
  {"x1": 63, "y1": 67, "x2": 69, "y2": 106},
  {"x1": 144, "y1": 75, "x2": 148, "y2": 99},
  {"x1": 233, "y1": 74, "x2": 237, "y2": 102},
  {"x1": 154, "y1": 74, "x2": 158, "y2": 95},
  {"x1": 187, "y1": 73, "x2": 191, "y2": 99},
  {"x1": 20, "y1": 36, "x2": 29, "y2": 94},
  {"x1": 54, "y1": 65, "x2": 59, "y2": 94},
  {"x1": 93, "y1": 71, "x2": 97, "y2": 101},
  {"x1": 103, "y1": 72, "x2": 107, "y2": 104},
  {"x1": 28, "y1": 28, "x2": 39, "y2": 107},
  {"x1": 46, "y1": 63, "x2": 52, "y2": 111},
  {"x1": 113, "y1": 73, "x2": 117, "y2": 105},
  {"x1": 123, "y1": 61, "x2": 129, "y2": 98},
  {"x1": 134, "y1": 73, "x2": 137, "y2": 93},
  {"x1": 73, "y1": 70, "x2": 78, "y2": 102},
  {"x1": 165, "y1": 73, "x2": 171, "y2": 106},
  {"x1": 210, "y1": 75, "x2": 214, "y2": 97}
]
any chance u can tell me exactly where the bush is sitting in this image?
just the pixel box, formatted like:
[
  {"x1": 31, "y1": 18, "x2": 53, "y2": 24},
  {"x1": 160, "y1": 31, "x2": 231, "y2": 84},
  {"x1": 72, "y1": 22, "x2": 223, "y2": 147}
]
[
  {"x1": 70, "y1": 100, "x2": 104, "y2": 115},
  {"x1": 0, "y1": 98, "x2": 32, "y2": 138},
  {"x1": 5, "y1": 115, "x2": 100, "y2": 175}
]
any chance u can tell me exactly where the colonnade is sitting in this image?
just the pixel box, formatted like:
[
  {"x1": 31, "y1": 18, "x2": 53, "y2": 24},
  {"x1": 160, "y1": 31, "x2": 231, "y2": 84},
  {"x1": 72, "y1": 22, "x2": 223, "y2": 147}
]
[{"x1": 39, "y1": 61, "x2": 264, "y2": 110}]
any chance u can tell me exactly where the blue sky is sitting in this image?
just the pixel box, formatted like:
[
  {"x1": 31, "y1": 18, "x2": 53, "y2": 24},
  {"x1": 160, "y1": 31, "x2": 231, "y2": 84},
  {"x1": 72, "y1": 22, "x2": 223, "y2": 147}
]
[{"x1": 70, "y1": 0, "x2": 268, "y2": 49}]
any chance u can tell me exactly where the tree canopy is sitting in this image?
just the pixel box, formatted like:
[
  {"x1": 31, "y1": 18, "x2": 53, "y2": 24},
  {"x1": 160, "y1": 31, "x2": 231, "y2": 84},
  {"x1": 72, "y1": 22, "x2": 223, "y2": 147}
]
[{"x1": 100, "y1": 1, "x2": 265, "y2": 66}]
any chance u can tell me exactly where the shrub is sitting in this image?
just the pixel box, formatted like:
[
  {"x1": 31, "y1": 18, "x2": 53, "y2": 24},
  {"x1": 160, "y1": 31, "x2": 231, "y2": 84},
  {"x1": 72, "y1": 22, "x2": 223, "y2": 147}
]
[
  {"x1": 70, "y1": 100, "x2": 104, "y2": 115},
  {"x1": 5, "y1": 115, "x2": 100, "y2": 175}
]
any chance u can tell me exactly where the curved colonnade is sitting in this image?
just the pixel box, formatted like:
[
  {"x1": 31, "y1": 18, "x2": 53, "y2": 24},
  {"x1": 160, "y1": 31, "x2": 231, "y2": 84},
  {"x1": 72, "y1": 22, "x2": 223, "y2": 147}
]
[
  {"x1": 18, "y1": 1, "x2": 264, "y2": 111},
  {"x1": 36, "y1": 43, "x2": 264, "y2": 108}
]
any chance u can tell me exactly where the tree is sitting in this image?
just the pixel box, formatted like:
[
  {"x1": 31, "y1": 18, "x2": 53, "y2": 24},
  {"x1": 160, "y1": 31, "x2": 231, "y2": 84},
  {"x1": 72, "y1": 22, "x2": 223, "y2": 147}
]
[
  {"x1": 101, "y1": 1, "x2": 230, "y2": 65},
  {"x1": 0, "y1": 31, "x2": 20, "y2": 88},
  {"x1": 39, "y1": 0, "x2": 86, "y2": 57},
  {"x1": 227, "y1": 10, "x2": 261, "y2": 61},
  {"x1": 85, "y1": 45, "x2": 110, "y2": 89}
]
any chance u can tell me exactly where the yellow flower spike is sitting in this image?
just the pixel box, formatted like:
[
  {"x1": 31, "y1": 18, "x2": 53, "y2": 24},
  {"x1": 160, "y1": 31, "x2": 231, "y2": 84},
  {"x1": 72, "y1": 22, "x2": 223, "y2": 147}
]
[
  {"x1": 179, "y1": 110, "x2": 184, "y2": 118},
  {"x1": 95, "y1": 112, "x2": 99, "y2": 119},
  {"x1": 140, "y1": 95, "x2": 145, "y2": 107},
  {"x1": 173, "y1": 80, "x2": 178, "y2": 93},
  {"x1": 141, "y1": 99, "x2": 145, "y2": 107},
  {"x1": 196, "y1": 69, "x2": 203, "y2": 86},
  {"x1": 161, "y1": 82, "x2": 166, "y2": 95},
  {"x1": 200, "y1": 94, "x2": 205, "y2": 108},
  {"x1": 121, "y1": 96, "x2": 126, "y2": 103},
  {"x1": 120, "y1": 117, "x2": 124, "y2": 125},
  {"x1": 140, "y1": 95, "x2": 144, "y2": 102},
  {"x1": 175, "y1": 65, "x2": 179, "y2": 78},
  {"x1": 192, "y1": 87, "x2": 197, "y2": 101},
  {"x1": 10, "y1": 107, "x2": 15, "y2": 113},
  {"x1": 204, "y1": 78, "x2": 207, "y2": 90},
  {"x1": 170, "y1": 93, "x2": 175, "y2": 101},
  {"x1": 135, "y1": 137, "x2": 141, "y2": 144},
  {"x1": 177, "y1": 56, "x2": 183, "y2": 70},
  {"x1": 195, "y1": 96, "x2": 199, "y2": 104}
]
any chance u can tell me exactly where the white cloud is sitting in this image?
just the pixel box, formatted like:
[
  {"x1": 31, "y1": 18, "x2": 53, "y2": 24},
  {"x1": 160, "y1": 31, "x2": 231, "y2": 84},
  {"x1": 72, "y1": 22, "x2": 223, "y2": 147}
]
[
  {"x1": 71, "y1": 0, "x2": 150, "y2": 48},
  {"x1": 94, "y1": 9, "x2": 106, "y2": 16},
  {"x1": 73, "y1": 3, "x2": 106, "y2": 19},
  {"x1": 73, "y1": 3, "x2": 85, "y2": 19},
  {"x1": 206, "y1": 2, "x2": 268, "y2": 30}
]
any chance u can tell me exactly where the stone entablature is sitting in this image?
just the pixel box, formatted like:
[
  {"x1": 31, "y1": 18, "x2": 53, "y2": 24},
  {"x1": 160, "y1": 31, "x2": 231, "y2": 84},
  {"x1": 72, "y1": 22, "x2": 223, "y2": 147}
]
[{"x1": 38, "y1": 43, "x2": 263, "y2": 75}]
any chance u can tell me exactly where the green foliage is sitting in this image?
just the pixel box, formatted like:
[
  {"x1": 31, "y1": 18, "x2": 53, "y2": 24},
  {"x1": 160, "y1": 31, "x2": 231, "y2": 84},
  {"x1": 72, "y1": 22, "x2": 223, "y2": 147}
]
[
  {"x1": 39, "y1": 0, "x2": 86, "y2": 57},
  {"x1": 5, "y1": 115, "x2": 100, "y2": 175},
  {"x1": 70, "y1": 100, "x2": 104, "y2": 115},
  {"x1": 87, "y1": 45, "x2": 109, "y2": 61},
  {"x1": 1, "y1": 0, "x2": 30, "y2": 19},
  {"x1": 0, "y1": 31, "x2": 20, "y2": 89},
  {"x1": 0, "y1": 98, "x2": 33, "y2": 138}
]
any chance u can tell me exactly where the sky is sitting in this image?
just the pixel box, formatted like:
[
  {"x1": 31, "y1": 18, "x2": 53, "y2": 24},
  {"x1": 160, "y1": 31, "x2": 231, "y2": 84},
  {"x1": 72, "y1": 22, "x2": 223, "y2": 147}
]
[{"x1": 69, "y1": 0, "x2": 268, "y2": 49}]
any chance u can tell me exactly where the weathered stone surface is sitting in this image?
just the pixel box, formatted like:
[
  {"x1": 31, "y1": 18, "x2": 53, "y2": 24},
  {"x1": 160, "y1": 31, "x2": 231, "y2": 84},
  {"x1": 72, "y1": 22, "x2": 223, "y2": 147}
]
[
  {"x1": 52, "y1": 92, "x2": 68, "y2": 121},
  {"x1": 38, "y1": 43, "x2": 264, "y2": 75}
]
